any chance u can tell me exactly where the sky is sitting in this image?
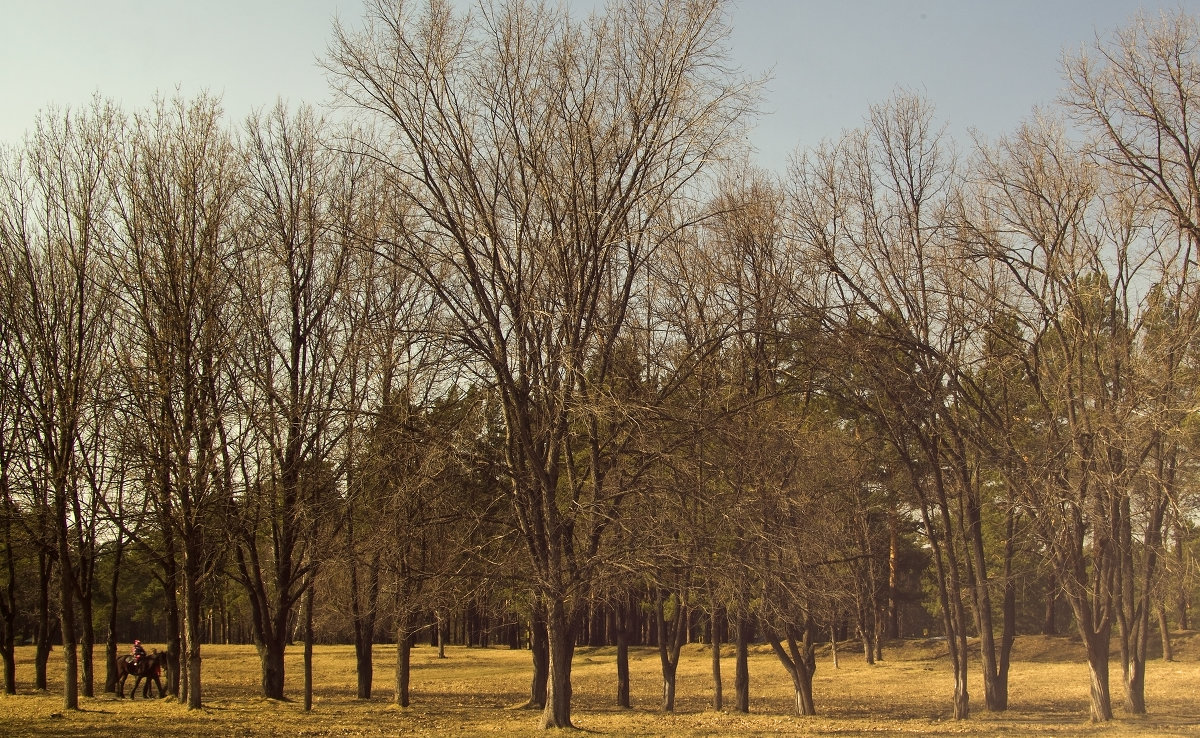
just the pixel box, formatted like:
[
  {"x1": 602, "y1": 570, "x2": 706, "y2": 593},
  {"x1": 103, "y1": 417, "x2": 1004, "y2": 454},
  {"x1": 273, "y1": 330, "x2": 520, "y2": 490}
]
[{"x1": 3, "y1": 0, "x2": 1199, "y2": 172}]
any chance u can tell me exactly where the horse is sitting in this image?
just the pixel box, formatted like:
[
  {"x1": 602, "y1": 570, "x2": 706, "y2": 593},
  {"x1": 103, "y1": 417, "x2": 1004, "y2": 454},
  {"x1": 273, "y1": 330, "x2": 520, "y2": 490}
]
[{"x1": 116, "y1": 649, "x2": 164, "y2": 699}]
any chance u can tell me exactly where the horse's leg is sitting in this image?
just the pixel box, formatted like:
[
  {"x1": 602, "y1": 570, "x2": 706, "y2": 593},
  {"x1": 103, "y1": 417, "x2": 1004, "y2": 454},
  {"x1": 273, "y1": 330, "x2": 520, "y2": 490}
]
[
  {"x1": 130, "y1": 675, "x2": 141, "y2": 700},
  {"x1": 117, "y1": 657, "x2": 132, "y2": 698}
]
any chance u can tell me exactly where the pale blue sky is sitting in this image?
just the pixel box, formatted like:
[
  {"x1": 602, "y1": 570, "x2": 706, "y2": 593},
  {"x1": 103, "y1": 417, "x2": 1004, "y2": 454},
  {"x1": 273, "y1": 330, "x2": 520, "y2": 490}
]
[{"x1": 2, "y1": 1, "x2": 1196, "y2": 170}]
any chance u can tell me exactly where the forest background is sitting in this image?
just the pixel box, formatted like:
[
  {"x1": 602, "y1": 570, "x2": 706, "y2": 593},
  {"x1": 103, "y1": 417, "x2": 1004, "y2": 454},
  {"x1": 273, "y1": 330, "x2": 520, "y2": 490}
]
[{"x1": 1, "y1": 0, "x2": 1200, "y2": 730}]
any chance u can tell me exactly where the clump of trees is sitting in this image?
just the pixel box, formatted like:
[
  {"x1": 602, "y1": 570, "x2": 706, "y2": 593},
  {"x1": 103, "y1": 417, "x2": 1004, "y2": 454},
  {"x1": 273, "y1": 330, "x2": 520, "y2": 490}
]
[{"x1": 0, "y1": 0, "x2": 1199, "y2": 728}]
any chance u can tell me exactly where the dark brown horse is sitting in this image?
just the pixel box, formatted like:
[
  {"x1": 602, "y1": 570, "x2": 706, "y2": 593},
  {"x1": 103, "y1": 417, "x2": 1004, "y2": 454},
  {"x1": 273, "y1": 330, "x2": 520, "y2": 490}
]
[{"x1": 116, "y1": 650, "x2": 164, "y2": 699}]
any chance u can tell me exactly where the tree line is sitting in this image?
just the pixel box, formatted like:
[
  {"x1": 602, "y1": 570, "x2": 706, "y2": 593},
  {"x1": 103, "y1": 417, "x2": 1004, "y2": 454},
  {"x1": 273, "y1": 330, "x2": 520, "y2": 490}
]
[{"x1": 1, "y1": 0, "x2": 1199, "y2": 728}]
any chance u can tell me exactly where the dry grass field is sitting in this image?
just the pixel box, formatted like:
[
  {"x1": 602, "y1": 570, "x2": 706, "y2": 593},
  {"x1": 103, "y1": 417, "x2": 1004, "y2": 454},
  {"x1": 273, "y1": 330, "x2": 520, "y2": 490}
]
[{"x1": 0, "y1": 634, "x2": 1198, "y2": 736}]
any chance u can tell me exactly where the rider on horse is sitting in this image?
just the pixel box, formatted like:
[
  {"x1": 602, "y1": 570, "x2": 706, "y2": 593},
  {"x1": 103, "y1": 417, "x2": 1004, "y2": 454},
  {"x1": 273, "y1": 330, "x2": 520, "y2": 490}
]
[{"x1": 131, "y1": 639, "x2": 146, "y2": 666}]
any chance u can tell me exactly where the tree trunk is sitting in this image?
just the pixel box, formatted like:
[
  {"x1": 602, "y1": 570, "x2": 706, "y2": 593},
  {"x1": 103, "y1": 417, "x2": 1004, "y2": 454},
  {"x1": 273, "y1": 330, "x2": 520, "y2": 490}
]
[
  {"x1": 1, "y1": 635, "x2": 13, "y2": 695},
  {"x1": 164, "y1": 582, "x2": 182, "y2": 699},
  {"x1": 1116, "y1": 487, "x2": 1166, "y2": 717},
  {"x1": 656, "y1": 589, "x2": 686, "y2": 713},
  {"x1": 830, "y1": 624, "x2": 839, "y2": 669},
  {"x1": 159, "y1": 518, "x2": 183, "y2": 700},
  {"x1": 539, "y1": 598, "x2": 575, "y2": 729},
  {"x1": 766, "y1": 621, "x2": 817, "y2": 717},
  {"x1": 1042, "y1": 573, "x2": 1058, "y2": 635},
  {"x1": 526, "y1": 603, "x2": 548, "y2": 710},
  {"x1": 58, "y1": 579, "x2": 79, "y2": 710},
  {"x1": 350, "y1": 546, "x2": 379, "y2": 698},
  {"x1": 79, "y1": 616, "x2": 95, "y2": 698},
  {"x1": 104, "y1": 538, "x2": 122, "y2": 693},
  {"x1": 1085, "y1": 638, "x2": 1114, "y2": 721},
  {"x1": 711, "y1": 607, "x2": 723, "y2": 711},
  {"x1": 1122, "y1": 649, "x2": 1146, "y2": 715},
  {"x1": 257, "y1": 636, "x2": 286, "y2": 700},
  {"x1": 734, "y1": 615, "x2": 751, "y2": 713},
  {"x1": 183, "y1": 562, "x2": 204, "y2": 709},
  {"x1": 354, "y1": 632, "x2": 374, "y2": 699},
  {"x1": 961, "y1": 462, "x2": 1006, "y2": 713},
  {"x1": 395, "y1": 614, "x2": 412, "y2": 708},
  {"x1": 1117, "y1": 523, "x2": 1152, "y2": 717},
  {"x1": 1175, "y1": 524, "x2": 1189, "y2": 630},
  {"x1": 616, "y1": 636, "x2": 631, "y2": 709},
  {"x1": 886, "y1": 509, "x2": 901, "y2": 639},
  {"x1": 437, "y1": 609, "x2": 447, "y2": 659},
  {"x1": 661, "y1": 661, "x2": 678, "y2": 713},
  {"x1": 302, "y1": 586, "x2": 314, "y2": 712},
  {"x1": 588, "y1": 597, "x2": 604, "y2": 647},
  {"x1": 0, "y1": 495, "x2": 17, "y2": 694},
  {"x1": 615, "y1": 592, "x2": 632, "y2": 708},
  {"x1": 57, "y1": 485, "x2": 80, "y2": 711},
  {"x1": 0, "y1": 536, "x2": 14, "y2": 694},
  {"x1": 998, "y1": 523, "x2": 1017, "y2": 711},
  {"x1": 1080, "y1": 620, "x2": 1114, "y2": 722},
  {"x1": 35, "y1": 551, "x2": 52, "y2": 691},
  {"x1": 916, "y1": 472, "x2": 970, "y2": 720},
  {"x1": 1158, "y1": 606, "x2": 1173, "y2": 662},
  {"x1": 857, "y1": 606, "x2": 875, "y2": 665}
]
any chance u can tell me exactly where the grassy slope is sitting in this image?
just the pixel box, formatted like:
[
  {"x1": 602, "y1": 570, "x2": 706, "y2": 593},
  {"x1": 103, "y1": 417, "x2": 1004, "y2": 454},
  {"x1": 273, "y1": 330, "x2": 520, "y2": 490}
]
[{"x1": 1, "y1": 634, "x2": 1198, "y2": 736}]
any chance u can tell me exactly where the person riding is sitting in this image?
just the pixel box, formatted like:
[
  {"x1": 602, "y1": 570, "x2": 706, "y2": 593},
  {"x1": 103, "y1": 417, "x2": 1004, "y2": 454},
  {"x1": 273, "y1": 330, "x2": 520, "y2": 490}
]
[{"x1": 131, "y1": 639, "x2": 146, "y2": 666}]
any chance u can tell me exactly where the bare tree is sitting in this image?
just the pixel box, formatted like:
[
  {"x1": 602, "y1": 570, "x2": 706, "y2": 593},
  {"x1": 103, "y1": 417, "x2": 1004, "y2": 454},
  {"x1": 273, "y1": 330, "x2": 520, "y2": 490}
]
[
  {"x1": 328, "y1": 0, "x2": 755, "y2": 727},
  {"x1": 0, "y1": 307, "x2": 24, "y2": 693},
  {"x1": 225, "y1": 102, "x2": 355, "y2": 701},
  {"x1": 788, "y1": 94, "x2": 1007, "y2": 719},
  {"x1": 0, "y1": 101, "x2": 122, "y2": 709},
  {"x1": 963, "y1": 114, "x2": 1179, "y2": 722},
  {"x1": 108, "y1": 94, "x2": 242, "y2": 709},
  {"x1": 1062, "y1": 10, "x2": 1200, "y2": 715}
]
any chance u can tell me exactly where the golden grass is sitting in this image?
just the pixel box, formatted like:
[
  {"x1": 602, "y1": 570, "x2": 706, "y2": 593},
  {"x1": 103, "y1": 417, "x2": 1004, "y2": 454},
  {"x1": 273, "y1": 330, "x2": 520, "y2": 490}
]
[{"x1": 1, "y1": 635, "x2": 1198, "y2": 736}]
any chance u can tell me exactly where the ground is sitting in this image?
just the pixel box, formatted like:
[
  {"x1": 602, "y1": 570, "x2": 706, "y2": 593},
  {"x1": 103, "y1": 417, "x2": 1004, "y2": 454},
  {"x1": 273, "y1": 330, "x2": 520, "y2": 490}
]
[{"x1": 1, "y1": 633, "x2": 1198, "y2": 736}]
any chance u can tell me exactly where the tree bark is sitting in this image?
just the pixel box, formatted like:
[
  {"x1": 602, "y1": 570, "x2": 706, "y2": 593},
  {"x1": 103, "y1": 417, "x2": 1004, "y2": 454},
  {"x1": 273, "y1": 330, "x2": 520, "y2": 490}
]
[
  {"x1": 394, "y1": 614, "x2": 413, "y2": 708},
  {"x1": 35, "y1": 550, "x2": 52, "y2": 691},
  {"x1": 857, "y1": 605, "x2": 875, "y2": 665},
  {"x1": 734, "y1": 615, "x2": 751, "y2": 713},
  {"x1": 962, "y1": 475, "x2": 1005, "y2": 712},
  {"x1": 58, "y1": 571, "x2": 79, "y2": 710},
  {"x1": 1042, "y1": 572, "x2": 1059, "y2": 635},
  {"x1": 183, "y1": 554, "x2": 204, "y2": 709},
  {"x1": 56, "y1": 476, "x2": 80, "y2": 710},
  {"x1": 256, "y1": 635, "x2": 286, "y2": 700},
  {"x1": 711, "y1": 607, "x2": 723, "y2": 711},
  {"x1": 104, "y1": 536, "x2": 122, "y2": 693},
  {"x1": 656, "y1": 589, "x2": 687, "y2": 712},
  {"x1": 886, "y1": 510, "x2": 901, "y2": 639},
  {"x1": 350, "y1": 547, "x2": 379, "y2": 698},
  {"x1": 1175, "y1": 525, "x2": 1189, "y2": 630},
  {"x1": 527, "y1": 603, "x2": 548, "y2": 710},
  {"x1": 916, "y1": 480, "x2": 970, "y2": 720},
  {"x1": 1158, "y1": 606, "x2": 1173, "y2": 662},
  {"x1": 998, "y1": 513, "x2": 1017, "y2": 710},
  {"x1": 79, "y1": 616, "x2": 95, "y2": 699},
  {"x1": 1083, "y1": 629, "x2": 1114, "y2": 722},
  {"x1": 0, "y1": 467, "x2": 18, "y2": 694},
  {"x1": 437, "y1": 609, "x2": 448, "y2": 659},
  {"x1": 163, "y1": 563, "x2": 182, "y2": 699},
  {"x1": 354, "y1": 634, "x2": 375, "y2": 699},
  {"x1": 539, "y1": 599, "x2": 575, "y2": 729},
  {"x1": 615, "y1": 592, "x2": 633, "y2": 709},
  {"x1": 302, "y1": 586, "x2": 314, "y2": 712},
  {"x1": 766, "y1": 621, "x2": 817, "y2": 717}
]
